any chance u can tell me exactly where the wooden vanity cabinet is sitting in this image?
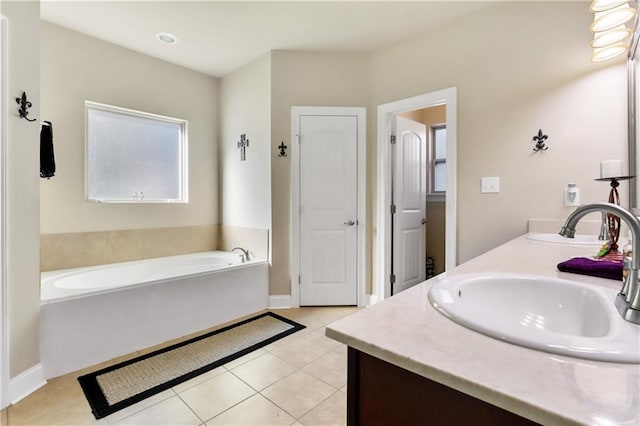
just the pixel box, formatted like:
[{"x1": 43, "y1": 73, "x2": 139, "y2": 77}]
[{"x1": 347, "y1": 348, "x2": 540, "y2": 426}]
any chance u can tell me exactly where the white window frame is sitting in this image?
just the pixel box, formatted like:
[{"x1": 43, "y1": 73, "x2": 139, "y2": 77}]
[
  {"x1": 84, "y1": 101, "x2": 188, "y2": 203},
  {"x1": 430, "y1": 123, "x2": 447, "y2": 196}
]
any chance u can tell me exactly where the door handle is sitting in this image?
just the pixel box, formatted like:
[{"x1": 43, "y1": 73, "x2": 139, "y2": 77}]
[
  {"x1": 421, "y1": 218, "x2": 427, "y2": 225},
  {"x1": 343, "y1": 220, "x2": 356, "y2": 226}
]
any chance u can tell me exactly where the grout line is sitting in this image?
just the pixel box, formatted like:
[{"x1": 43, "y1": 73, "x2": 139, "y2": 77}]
[
  {"x1": 227, "y1": 359, "x2": 298, "y2": 394},
  {"x1": 295, "y1": 388, "x2": 343, "y2": 423},
  {"x1": 259, "y1": 391, "x2": 298, "y2": 421},
  {"x1": 102, "y1": 390, "x2": 176, "y2": 425},
  {"x1": 175, "y1": 392, "x2": 207, "y2": 425},
  {"x1": 258, "y1": 370, "x2": 338, "y2": 422},
  {"x1": 199, "y1": 391, "x2": 256, "y2": 425}
]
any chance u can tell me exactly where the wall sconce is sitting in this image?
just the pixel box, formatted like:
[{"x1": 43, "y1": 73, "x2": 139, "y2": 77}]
[{"x1": 589, "y1": 0, "x2": 638, "y2": 62}]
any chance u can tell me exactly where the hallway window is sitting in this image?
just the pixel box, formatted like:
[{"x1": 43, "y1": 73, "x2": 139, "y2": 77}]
[
  {"x1": 431, "y1": 125, "x2": 446, "y2": 193},
  {"x1": 85, "y1": 101, "x2": 188, "y2": 203}
]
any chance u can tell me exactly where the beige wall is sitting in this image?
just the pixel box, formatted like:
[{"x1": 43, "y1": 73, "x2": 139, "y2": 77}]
[
  {"x1": 219, "y1": 53, "x2": 271, "y2": 241},
  {"x1": 370, "y1": 2, "x2": 627, "y2": 265},
  {"x1": 40, "y1": 23, "x2": 219, "y2": 234},
  {"x1": 270, "y1": 50, "x2": 370, "y2": 295},
  {"x1": 2, "y1": 1, "x2": 42, "y2": 377}
]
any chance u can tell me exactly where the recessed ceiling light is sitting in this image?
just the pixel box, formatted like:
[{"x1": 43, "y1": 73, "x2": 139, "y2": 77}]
[{"x1": 155, "y1": 32, "x2": 178, "y2": 44}]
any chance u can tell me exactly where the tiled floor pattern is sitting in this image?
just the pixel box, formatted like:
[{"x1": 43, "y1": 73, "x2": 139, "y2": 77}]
[{"x1": 4, "y1": 307, "x2": 358, "y2": 426}]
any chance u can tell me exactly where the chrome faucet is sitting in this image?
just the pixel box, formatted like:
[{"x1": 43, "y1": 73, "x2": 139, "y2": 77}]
[
  {"x1": 598, "y1": 211, "x2": 608, "y2": 241},
  {"x1": 560, "y1": 202, "x2": 640, "y2": 324},
  {"x1": 231, "y1": 247, "x2": 250, "y2": 263}
]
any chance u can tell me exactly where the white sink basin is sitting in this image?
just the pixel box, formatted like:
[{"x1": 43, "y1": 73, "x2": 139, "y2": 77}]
[
  {"x1": 526, "y1": 233, "x2": 604, "y2": 246},
  {"x1": 428, "y1": 273, "x2": 639, "y2": 363}
]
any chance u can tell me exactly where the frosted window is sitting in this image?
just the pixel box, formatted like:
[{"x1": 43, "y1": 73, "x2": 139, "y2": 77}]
[
  {"x1": 434, "y1": 127, "x2": 446, "y2": 160},
  {"x1": 86, "y1": 102, "x2": 188, "y2": 203},
  {"x1": 434, "y1": 163, "x2": 446, "y2": 192},
  {"x1": 431, "y1": 125, "x2": 446, "y2": 194}
]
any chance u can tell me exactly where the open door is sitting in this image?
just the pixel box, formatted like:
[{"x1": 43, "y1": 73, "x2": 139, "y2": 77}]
[{"x1": 391, "y1": 115, "x2": 427, "y2": 295}]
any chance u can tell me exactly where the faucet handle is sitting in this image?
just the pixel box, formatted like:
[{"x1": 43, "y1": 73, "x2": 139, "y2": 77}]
[{"x1": 622, "y1": 255, "x2": 636, "y2": 297}]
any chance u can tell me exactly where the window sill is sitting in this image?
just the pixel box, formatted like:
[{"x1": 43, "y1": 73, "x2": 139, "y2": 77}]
[{"x1": 426, "y1": 193, "x2": 445, "y2": 203}]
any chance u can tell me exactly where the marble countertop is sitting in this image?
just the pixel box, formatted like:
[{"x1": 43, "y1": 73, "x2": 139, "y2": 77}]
[{"x1": 326, "y1": 235, "x2": 640, "y2": 426}]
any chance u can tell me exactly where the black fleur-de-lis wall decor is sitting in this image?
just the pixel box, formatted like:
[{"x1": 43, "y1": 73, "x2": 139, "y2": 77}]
[
  {"x1": 532, "y1": 129, "x2": 548, "y2": 152},
  {"x1": 16, "y1": 91, "x2": 36, "y2": 122},
  {"x1": 278, "y1": 141, "x2": 287, "y2": 157}
]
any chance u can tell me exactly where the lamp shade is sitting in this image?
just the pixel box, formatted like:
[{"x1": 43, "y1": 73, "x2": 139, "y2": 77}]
[
  {"x1": 592, "y1": 25, "x2": 633, "y2": 47},
  {"x1": 591, "y1": 43, "x2": 629, "y2": 61},
  {"x1": 590, "y1": 3, "x2": 637, "y2": 32}
]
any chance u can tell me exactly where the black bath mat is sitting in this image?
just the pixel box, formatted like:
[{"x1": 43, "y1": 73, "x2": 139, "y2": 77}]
[{"x1": 78, "y1": 311, "x2": 305, "y2": 419}]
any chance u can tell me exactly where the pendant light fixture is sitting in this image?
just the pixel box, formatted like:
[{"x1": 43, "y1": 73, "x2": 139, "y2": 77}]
[
  {"x1": 591, "y1": 3, "x2": 637, "y2": 32},
  {"x1": 590, "y1": 0, "x2": 630, "y2": 12},
  {"x1": 592, "y1": 25, "x2": 633, "y2": 47},
  {"x1": 592, "y1": 43, "x2": 629, "y2": 61},
  {"x1": 589, "y1": 0, "x2": 637, "y2": 62}
]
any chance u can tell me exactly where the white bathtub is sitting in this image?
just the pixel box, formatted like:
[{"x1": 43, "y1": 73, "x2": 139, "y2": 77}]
[{"x1": 40, "y1": 251, "x2": 268, "y2": 378}]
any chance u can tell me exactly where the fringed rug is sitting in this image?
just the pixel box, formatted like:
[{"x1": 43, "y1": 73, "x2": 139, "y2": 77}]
[{"x1": 78, "y1": 312, "x2": 305, "y2": 419}]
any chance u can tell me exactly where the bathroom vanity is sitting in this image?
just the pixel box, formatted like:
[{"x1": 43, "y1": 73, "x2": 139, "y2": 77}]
[{"x1": 326, "y1": 236, "x2": 640, "y2": 425}]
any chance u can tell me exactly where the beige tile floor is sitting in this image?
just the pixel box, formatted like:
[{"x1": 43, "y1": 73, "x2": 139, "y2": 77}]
[{"x1": 4, "y1": 307, "x2": 358, "y2": 426}]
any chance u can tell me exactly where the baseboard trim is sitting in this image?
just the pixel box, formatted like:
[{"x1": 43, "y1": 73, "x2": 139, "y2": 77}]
[
  {"x1": 268, "y1": 295, "x2": 292, "y2": 309},
  {"x1": 365, "y1": 293, "x2": 379, "y2": 306},
  {"x1": 9, "y1": 363, "x2": 46, "y2": 405}
]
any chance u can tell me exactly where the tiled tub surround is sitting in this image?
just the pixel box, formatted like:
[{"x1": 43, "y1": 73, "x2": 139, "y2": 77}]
[
  {"x1": 41, "y1": 225, "x2": 269, "y2": 272},
  {"x1": 327, "y1": 236, "x2": 640, "y2": 426},
  {"x1": 40, "y1": 225, "x2": 219, "y2": 272},
  {"x1": 40, "y1": 254, "x2": 269, "y2": 379},
  {"x1": 219, "y1": 225, "x2": 269, "y2": 261}
]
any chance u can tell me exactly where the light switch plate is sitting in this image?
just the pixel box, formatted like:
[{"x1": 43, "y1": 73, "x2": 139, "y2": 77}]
[{"x1": 481, "y1": 177, "x2": 499, "y2": 193}]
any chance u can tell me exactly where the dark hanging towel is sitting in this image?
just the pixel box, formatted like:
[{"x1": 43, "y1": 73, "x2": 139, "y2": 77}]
[{"x1": 40, "y1": 121, "x2": 56, "y2": 179}]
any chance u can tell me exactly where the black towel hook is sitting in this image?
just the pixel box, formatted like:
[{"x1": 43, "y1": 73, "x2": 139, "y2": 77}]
[{"x1": 16, "y1": 91, "x2": 36, "y2": 122}]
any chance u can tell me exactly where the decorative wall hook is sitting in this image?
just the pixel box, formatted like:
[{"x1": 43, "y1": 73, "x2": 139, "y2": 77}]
[
  {"x1": 278, "y1": 141, "x2": 288, "y2": 157},
  {"x1": 16, "y1": 91, "x2": 36, "y2": 122},
  {"x1": 532, "y1": 129, "x2": 549, "y2": 152},
  {"x1": 237, "y1": 134, "x2": 249, "y2": 161}
]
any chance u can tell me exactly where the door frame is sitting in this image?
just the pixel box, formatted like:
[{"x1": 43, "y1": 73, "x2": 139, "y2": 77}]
[
  {"x1": 0, "y1": 14, "x2": 8, "y2": 408},
  {"x1": 291, "y1": 106, "x2": 367, "y2": 308},
  {"x1": 376, "y1": 88, "x2": 457, "y2": 300}
]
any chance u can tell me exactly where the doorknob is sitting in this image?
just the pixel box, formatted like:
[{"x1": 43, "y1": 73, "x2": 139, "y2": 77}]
[
  {"x1": 421, "y1": 218, "x2": 427, "y2": 225},
  {"x1": 343, "y1": 220, "x2": 356, "y2": 226}
]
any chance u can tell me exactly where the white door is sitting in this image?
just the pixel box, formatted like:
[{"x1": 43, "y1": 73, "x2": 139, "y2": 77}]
[
  {"x1": 392, "y1": 116, "x2": 427, "y2": 294},
  {"x1": 298, "y1": 114, "x2": 358, "y2": 305}
]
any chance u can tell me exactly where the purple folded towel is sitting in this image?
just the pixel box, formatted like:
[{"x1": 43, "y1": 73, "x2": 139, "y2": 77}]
[{"x1": 557, "y1": 257, "x2": 623, "y2": 281}]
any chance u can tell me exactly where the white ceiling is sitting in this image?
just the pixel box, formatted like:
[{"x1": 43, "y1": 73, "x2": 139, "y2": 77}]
[{"x1": 40, "y1": 1, "x2": 494, "y2": 77}]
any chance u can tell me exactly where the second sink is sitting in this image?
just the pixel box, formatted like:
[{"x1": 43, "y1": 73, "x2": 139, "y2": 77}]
[{"x1": 526, "y1": 233, "x2": 603, "y2": 246}]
